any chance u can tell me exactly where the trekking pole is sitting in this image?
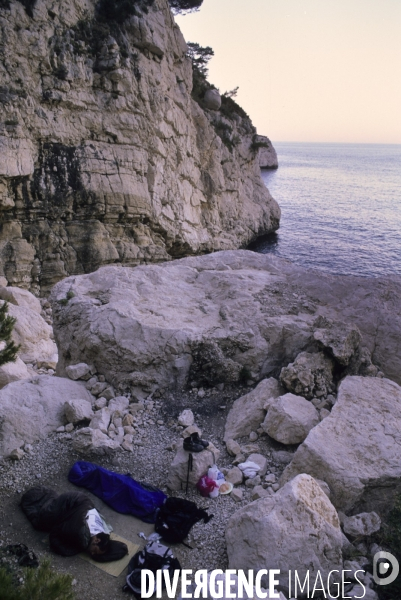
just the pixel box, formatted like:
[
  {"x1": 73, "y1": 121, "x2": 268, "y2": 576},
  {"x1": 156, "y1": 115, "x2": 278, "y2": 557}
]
[{"x1": 185, "y1": 453, "x2": 193, "y2": 495}]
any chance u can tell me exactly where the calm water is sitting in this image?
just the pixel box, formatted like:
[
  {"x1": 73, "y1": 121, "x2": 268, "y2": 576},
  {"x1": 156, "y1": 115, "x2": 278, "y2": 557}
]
[{"x1": 251, "y1": 143, "x2": 401, "y2": 277}]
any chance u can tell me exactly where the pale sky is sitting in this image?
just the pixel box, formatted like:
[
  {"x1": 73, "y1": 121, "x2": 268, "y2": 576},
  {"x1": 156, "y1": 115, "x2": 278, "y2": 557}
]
[{"x1": 175, "y1": 0, "x2": 401, "y2": 144}]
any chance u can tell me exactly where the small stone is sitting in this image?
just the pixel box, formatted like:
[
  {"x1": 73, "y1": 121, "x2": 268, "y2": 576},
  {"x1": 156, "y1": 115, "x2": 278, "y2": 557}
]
[
  {"x1": 231, "y1": 488, "x2": 243, "y2": 503},
  {"x1": 23, "y1": 443, "x2": 33, "y2": 453},
  {"x1": 319, "y1": 408, "x2": 331, "y2": 420},
  {"x1": 86, "y1": 376, "x2": 98, "y2": 390},
  {"x1": 98, "y1": 375, "x2": 105, "y2": 382},
  {"x1": 65, "y1": 363, "x2": 91, "y2": 381},
  {"x1": 197, "y1": 389, "x2": 206, "y2": 398},
  {"x1": 248, "y1": 453, "x2": 268, "y2": 476},
  {"x1": 99, "y1": 387, "x2": 115, "y2": 401},
  {"x1": 91, "y1": 382, "x2": 108, "y2": 396},
  {"x1": 252, "y1": 485, "x2": 269, "y2": 500},
  {"x1": 123, "y1": 426, "x2": 135, "y2": 435},
  {"x1": 272, "y1": 483, "x2": 280, "y2": 491},
  {"x1": 56, "y1": 426, "x2": 65, "y2": 433},
  {"x1": 94, "y1": 397, "x2": 107, "y2": 410},
  {"x1": 121, "y1": 441, "x2": 134, "y2": 452},
  {"x1": 264, "y1": 473, "x2": 276, "y2": 484},
  {"x1": 245, "y1": 475, "x2": 261, "y2": 488},
  {"x1": 9, "y1": 448, "x2": 25, "y2": 460},
  {"x1": 225, "y1": 467, "x2": 243, "y2": 486},
  {"x1": 122, "y1": 414, "x2": 134, "y2": 427},
  {"x1": 157, "y1": 420, "x2": 163, "y2": 425},
  {"x1": 65, "y1": 423, "x2": 74, "y2": 433},
  {"x1": 249, "y1": 431, "x2": 258, "y2": 442},
  {"x1": 232, "y1": 453, "x2": 246, "y2": 466},
  {"x1": 272, "y1": 450, "x2": 293, "y2": 465},
  {"x1": 240, "y1": 443, "x2": 260, "y2": 455},
  {"x1": 226, "y1": 439, "x2": 241, "y2": 457},
  {"x1": 177, "y1": 409, "x2": 194, "y2": 427}
]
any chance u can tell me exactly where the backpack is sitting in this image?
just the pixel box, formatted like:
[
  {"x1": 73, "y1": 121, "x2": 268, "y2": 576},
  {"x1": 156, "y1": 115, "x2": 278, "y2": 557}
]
[
  {"x1": 123, "y1": 541, "x2": 181, "y2": 598},
  {"x1": 154, "y1": 497, "x2": 213, "y2": 545}
]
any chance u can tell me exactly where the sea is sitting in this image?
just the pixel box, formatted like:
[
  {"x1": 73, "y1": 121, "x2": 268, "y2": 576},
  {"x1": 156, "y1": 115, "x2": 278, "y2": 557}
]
[{"x1": 250, "y1": 143, "x2": 401, "y2": 278}]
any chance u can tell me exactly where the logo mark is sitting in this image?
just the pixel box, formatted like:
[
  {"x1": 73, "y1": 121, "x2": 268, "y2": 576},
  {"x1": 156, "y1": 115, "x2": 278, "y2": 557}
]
[{"x1": 373, "y1": 551, "x2": 399, "y2": 586}]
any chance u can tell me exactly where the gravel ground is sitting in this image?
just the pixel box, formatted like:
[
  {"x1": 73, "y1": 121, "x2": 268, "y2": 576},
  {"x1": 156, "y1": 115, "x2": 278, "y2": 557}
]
[{"x1": 0, "y1": 383, "x2": 293, "y2": 600}]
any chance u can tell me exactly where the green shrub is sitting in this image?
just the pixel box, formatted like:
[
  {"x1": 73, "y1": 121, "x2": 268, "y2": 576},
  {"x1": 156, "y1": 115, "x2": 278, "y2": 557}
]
[
  {"x1": 0, "y1": 302, "x2": 20, "y2": 367},
  {"x1": 0, "y1": 560, "x2": 75, "y2": 600},
  {"x1": 96, "y1": 0, "x2": 154, "y2": 23}
]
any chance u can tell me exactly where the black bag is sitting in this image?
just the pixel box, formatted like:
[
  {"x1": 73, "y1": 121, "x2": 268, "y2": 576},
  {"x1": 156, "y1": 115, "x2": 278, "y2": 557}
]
[
  {"x1": 154, "y1": 497, "x2": 213, "y2": 545},
  {"x1": 123, "y1": 541, "x2": 180, "y2": 598}
]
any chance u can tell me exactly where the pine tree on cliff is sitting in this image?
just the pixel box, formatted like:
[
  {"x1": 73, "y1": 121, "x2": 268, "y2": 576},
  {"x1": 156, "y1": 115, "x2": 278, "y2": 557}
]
[{"x1": 0, "y1": 302, "x2": 20, "y2": 367}]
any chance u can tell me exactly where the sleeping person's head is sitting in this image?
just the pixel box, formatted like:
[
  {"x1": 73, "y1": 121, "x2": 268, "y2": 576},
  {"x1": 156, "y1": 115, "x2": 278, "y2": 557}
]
[
  {"x1": 88, "y1": 532, "x2": 128, "y2": 563},
  {"x1": 88, "y1": 532, "x2": 110, "y2": 557}
]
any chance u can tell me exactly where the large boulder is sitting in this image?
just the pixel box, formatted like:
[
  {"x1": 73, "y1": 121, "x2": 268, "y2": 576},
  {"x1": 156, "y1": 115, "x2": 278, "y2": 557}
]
[
  {"x1": 0, "y1": 357, "x2": 30, "y2": 389},
  {"x1": 72, "y1": 427, "x2": 120, "y2": 456},
  {"x1": 280, "y1": 376, "x2": 401, "y2": 514},
  {"x1": 224, "y1": 378, "x2": 283, "y2": 442},
  {"x1": 50, "y1": 251, "x2": 398, "y2": 392},
  {"x1": 280, "y1": 351, "x2": 335, "y2": 399},
  {"x1": 226, "y1": 474, "x2": 343, "y2": 596},
  {"x1": 0, "y1": 375, "x2": 94, "y2": 457},
  {"x1": 262, "y1": 393, "x2": 319, "y2": 444},
  {"x1": 203, "y1": 89, "x2": 222, "y2": 111},
  {"x1": 0, "y1": 286, "x2": 41, "y2": 314},
  {"x1": 3, "y1": 300, "x2": 57, "y2": 364},
  {"x1": 167, "y1": 441, "x2": 220, "y2": 491}
]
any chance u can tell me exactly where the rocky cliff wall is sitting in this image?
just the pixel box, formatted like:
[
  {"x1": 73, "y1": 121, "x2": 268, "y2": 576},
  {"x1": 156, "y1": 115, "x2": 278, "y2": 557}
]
[{"x1": 0, "y1": 0, "x2": 280, "y2": 294}]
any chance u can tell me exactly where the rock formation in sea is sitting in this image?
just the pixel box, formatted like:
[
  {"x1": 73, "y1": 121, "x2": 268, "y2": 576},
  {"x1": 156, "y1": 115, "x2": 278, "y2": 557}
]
[{"x1": 0, "y1": 0, "x2": 280, "y2": 294}]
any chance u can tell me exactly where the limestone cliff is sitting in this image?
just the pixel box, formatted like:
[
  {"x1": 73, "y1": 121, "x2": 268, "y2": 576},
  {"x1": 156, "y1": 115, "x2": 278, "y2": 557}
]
[{"x1": 0, "y1": 0, "x2": 280, "y2": 294}]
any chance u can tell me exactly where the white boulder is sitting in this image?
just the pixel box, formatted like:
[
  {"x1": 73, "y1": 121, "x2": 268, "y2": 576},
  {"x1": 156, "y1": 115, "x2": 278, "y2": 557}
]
[
  {"x1": 64, "y1": 398, "x2": 94, "y2": 424},
  {"x1": 224, "y1": 378, "x2": 282, "y2": 442},
  {"x1": 5, "y1": 301, "x2": 57, "y2": 364},
  {"x1": 0, "y1": 286, "x2": 41, "y2": 314},
  {"x1": 342, "y1": 512, "x2": 381, "y2": 538},
  {"x1": 89, "y1": 408, "x2": 112, "y2": 434},
  {"x1": 280, "y1": 376, "x2": 401, "y2": 514},
  {"x1": 0, "y1": 375, "x2": 94, "y2": 457},
  {"x1": 226, "y1": 474, "x2": 343, "y2": 596},
  {"x1": 65, "y1": 363, "x2": 92, "y2": 381},
  {"x1": 167, "y1": 441, "x2": 220, "y2": 491},
  {"x1": 178, "y1": 409, "x2": 194, "y2": 427},
  {"x1": 262, "y1": 393, "x2": 319, "y2": 444},
  {"x1": 0, "y1": 357, "x2": 30, "y2": 389},
  {"x1": 72, "y1": 427, "x2": 120, "y2": 456},
  {"x1": 203, "y1": 89, "x2": 222, "y2": 111}
]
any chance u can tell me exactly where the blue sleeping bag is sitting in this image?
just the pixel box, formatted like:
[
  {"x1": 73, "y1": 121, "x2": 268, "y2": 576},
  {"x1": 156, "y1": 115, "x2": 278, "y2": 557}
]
[{"x1": 68, "y1": 461, "x2": 167, "y2": 524}]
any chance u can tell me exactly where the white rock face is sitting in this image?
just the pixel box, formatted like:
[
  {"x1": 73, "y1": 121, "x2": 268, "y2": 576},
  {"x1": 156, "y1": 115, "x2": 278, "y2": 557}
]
[
  {"x1": 64, "y1": 399, "x2": 94, "y2": 424},
  {"x1": 0, "y1": 375, "x2": 94, "y2": 457},
  {"x1": 50, "y1": 251, "x2": 400, "y2": 392},
  {"x1": 0, "y1": 0, "x2": 279, "y2": 295},
  {"x1": 255, "y1": 136, "x2": 278, "y2": 169},
  {"x1": 280, "y1": 376, "x2": 401, "y2": 514},
  {"x1": 0, "y1": 357, "x2": 30, "y2": 389},
  {"x1": 4, "y1": 301, "x2": 57, "y2": 364},
  {"x1": 0, "y1": 286, "x2": 41, "y2": 314},
  {"x1": 72, "y1": 427, "x2": 120, "y2": 456},
  {"x1": 224, "y1": 378, "x2": 283, "y2": 442},
  {"x1": 167, "y1": 441, "x2": 220, "y2": 491},
  {"x1": 262, "y1": 393, "x2": 320, "y2": 444},
  {"x1": 342, "y1": 512, "x2": 381, "y2": 537},
  {"x1": 226, "y1": 474, "x2": 343, "y2": 596}
]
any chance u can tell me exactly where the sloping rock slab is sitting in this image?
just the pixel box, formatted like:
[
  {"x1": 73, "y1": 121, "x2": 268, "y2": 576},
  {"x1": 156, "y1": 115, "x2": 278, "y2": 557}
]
[
  {"x1": 51, "y1": 252, "x2": 333, "y2": 392},
  {"x1": 226, "y1": 474, "x2": 343, "y2": 596},
  {"x1": 0, "y1": 375, "x2": 94, "y2": 457},
  {"x1": 280, "y1": 376, "x2": 401, "y2": 515}
]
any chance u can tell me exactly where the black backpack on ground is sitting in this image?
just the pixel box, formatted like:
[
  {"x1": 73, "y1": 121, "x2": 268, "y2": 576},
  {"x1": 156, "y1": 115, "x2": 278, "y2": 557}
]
[
  {"x1": 154, "y1": 497, "x2": 213, "y2": 545},
  {"x1": 123, "y1": 540, "x2": 180, "y2": 598}
]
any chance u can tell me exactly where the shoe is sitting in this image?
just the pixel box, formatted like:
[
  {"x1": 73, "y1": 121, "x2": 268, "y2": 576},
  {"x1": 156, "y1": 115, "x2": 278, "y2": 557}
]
[
  {"x1": 183, "y1": 436, "x2": 204, "y2": 453},
  {"x1": 190, "y1": 432, "x2": 209, "y2": 448}
]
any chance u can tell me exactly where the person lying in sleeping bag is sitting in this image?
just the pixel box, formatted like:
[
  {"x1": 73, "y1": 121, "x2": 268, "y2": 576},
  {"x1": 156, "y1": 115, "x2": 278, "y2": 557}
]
[{"x1": 20, "y1": 486, "x2": 128, "y2": 561}]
